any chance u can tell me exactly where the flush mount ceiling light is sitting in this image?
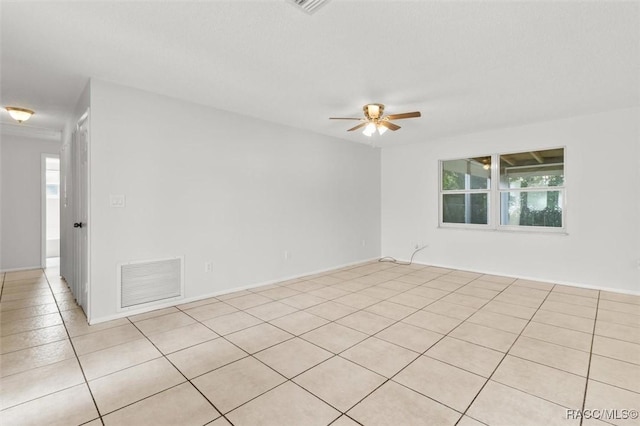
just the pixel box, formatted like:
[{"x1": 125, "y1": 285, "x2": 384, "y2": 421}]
[
  {"x1": 5, "y1": 107, "x2": 35, "y2": 123},
  {"x1": 330, "y1": 103, "x2": 421, "y2": 137}
]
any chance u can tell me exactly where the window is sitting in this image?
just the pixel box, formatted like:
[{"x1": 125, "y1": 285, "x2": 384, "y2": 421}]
[
  {"x1": 45, "y1": 157, "x2": 60, "y2": 199},
  {"x1": 440, "y1": 148, "x2": 565, "y2": 231},
  {"x1": 441, "y1": 156, "x2": 491, "y2": 226},
  {"x1": 499, "y1": 148, "x2": 564, "y2": 228},
  {"x1": 46, "y1": 170, "x2": 60, "y2": 198}
]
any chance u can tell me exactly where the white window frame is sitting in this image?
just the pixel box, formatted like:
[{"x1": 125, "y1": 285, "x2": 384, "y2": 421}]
[
  {"x1": 439, "y1": 147, "x2": 567, "y2": 233},
  {"x1": 439, "y1": 154, "x2": 493, "y2": 230}
]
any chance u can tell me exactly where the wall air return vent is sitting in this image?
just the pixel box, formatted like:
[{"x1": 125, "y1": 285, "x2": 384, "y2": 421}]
[
  {"x1": 287, "y1": 0, "x2": 330, "y2": 14},
  {"x1": 118, "y1": 257, "x2": 184, "y2": 310}
]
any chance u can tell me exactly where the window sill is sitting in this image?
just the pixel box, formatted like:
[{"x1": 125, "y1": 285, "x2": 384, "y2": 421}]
[{"x1": 438, "y1": 224, "x2": 568, "y2": 236}]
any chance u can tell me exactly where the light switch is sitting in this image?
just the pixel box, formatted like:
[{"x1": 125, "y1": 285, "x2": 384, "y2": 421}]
[{"x1": 110, "y1": 194, "x2": 126, "y2": 208}]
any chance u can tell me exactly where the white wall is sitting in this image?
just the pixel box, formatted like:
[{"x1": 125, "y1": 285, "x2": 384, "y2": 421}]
[
  {"x1": 0, "y1": 134, "x2": 61, "y2": 270},
  {"x1": 89, "y1": 80, "x2": 381, "y2": 322},
  {"x1": 382, "y1": 107, "x2": 640, "y2": 294}
]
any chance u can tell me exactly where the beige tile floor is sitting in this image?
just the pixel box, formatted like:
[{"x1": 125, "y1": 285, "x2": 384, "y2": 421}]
[{"x1": 1, "y1": 261, "x2": 639, "y2": 426}]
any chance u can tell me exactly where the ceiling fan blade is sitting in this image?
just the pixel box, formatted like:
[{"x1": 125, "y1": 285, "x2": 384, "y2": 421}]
[
  {"x1": 347, "y1": 122, "x2": 368, "y2": 132},
  {"x1": 329, "y1": 117, "x2": 364, "y2": 120},
  {"x1": 384, "y1": 111, "x2": 421, "y2": 120},
  {"x1": 379, "y1": 121, "x2": 401, "y2": 131}
]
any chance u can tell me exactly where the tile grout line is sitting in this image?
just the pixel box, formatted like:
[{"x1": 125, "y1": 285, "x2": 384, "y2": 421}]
[
  {"x1": 162, "y1": 264, "x2": 451, "y2": 420},
  {"x1": 453, "y1": 283, "x2": 560, "y2": 425},
  {"x1": 173, "y1": 275, "x2": 412, "y2": 419},
  {"x1": 0, "y1": 271, "x2": 6, "y2": 300},
  {"x1": 43, "y1": 266, "x2": 105, "y2": 426},
  {"x1": 188, "y1": 311, "x2": 358, "y2": 423},
  {"x1": 176, "y1": 297, "x2": 376, "y2": 421},
  {"x1": 97, "y1": 267, "x2": 595, "y2": 422},
  {"x1": 125, "y1": 316, "x2": 235, "y2": 425},
  {"x1": 112, "y1": 300, "x2": 325, "y2": 421},
  {"x1": 4, "y1": 263, "x2": 637, "y2": 424},
  {"x1": 582, "y1": 379, "x2": 640, "y2": 396},
  {"x1": 0, "y1": 269, "x2": 96, "y2": 416},
  {"x1": 579, "y1": 290, "x2": 601, "y2": 426},
  {"x1": 314, "y1": 275, "x2": 523, "y2": 421},
  {"x1": 184, "y1": 267, "x2": 433, "y2": 342},
  {"x1": 372, "y1": 276, "x2": 525, "y2": 421},
  {"x1": 128, "y1": 287, "x2": 383, "y2": 423},
  {"x1": 75, "y1": 285, "x2": 638, "y2": 423}
]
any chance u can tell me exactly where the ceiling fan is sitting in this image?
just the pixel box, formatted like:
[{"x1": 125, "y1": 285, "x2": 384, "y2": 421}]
[{"x1": 330, "y1": 103, "x2": 421, "y2": 136}]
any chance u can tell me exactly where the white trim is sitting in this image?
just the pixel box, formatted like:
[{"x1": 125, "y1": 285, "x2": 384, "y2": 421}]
[
  {"x1": 496, "y1": 223, "x2": 566, "y2": 234},
  {"x1": 41, "y1": 153, "x2": 61, "y2": 268},
  {"x1": 439, "y1": 147, "x2": 567, "y2": 233},
  {"x1": 89, "y1": 256, "x2": 379, "y2": 325},
  {"x1": 77, "y1": 110, "x2": 89, "y2": 128},
  {"x1": 436, "y1": 225, "x2": 569, "y2": 236},
  {"x1": 79, "y1": 108, "x2": 91, "y2": 322},
  {"x1": 41, "y1": 155, "x2": 46, "y2": 269},
  {"x1": 1, "y1": 265, "x2": 44, "y2": 273},
  {"x1": 86, "y1": 109, "x2": 91, "y2": 322},
  {"x1": 394, "y1": 259, "x2": 640, "y2": 296},
  {"x1": 438, "y1": 156, "x2": 492, "y2": 229}
]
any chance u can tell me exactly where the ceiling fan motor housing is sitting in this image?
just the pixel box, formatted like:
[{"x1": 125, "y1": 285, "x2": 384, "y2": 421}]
[{"x1": 364, "y1": 103, "x2": 384, "y2": 120}]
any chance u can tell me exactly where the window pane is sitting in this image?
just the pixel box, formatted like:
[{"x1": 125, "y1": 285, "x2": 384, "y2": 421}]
[
  {"x1": 442, "y1": 157, "x2": 491, "y2": 190},
  {"x1": 443, "y1": 193, "x2": 488, "y2": 224},
  {"x1": 500, "y1": 190, "x2": 563, "y2": 227},
  {"x1": 46, "y1": 157, "x2": 60, "y2": 170},
  {"x1": 46, "y1": 184, "x2": 60, "y2": 197},
  {"x1": 46, "y1": 170, "x2": 60, "y2": 185},
  {"x1": 500, "y1": 148, "x2": 564, "y2": 189}
]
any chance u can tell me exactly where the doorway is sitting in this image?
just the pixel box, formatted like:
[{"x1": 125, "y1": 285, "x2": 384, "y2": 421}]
[
  {"x1": 58, "y1": 109, "x2": 90, "y2": 319},
  {"x1": 42, "y1": 154, "x2": 61, "y2": 268}
]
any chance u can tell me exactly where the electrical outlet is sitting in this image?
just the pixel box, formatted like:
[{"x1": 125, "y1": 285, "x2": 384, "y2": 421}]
[
  {"x1": 205, "y1": 261, "x2": 213, "y2": 273},
  {"x1": 361, "y1": 239, "x2": 366, "y2": 247},
  {"x1": 284, "y1": 250, "x2": 290, "y2": 261}
]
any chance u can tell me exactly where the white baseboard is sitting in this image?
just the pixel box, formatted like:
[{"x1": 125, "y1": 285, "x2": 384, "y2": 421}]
[
  {"x1": 405, "y1": 259, "x2": 640, "y2": 296},
  {"x1": 88, "y1": 256, "x2": 380, "y2": 325},
  {"x1": 1, "y1": 265, "x2": 43, "y2": 273}
]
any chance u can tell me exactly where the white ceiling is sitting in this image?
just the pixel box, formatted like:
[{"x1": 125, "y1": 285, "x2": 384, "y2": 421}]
[{"x1": 1, "y1": 0, "x2": 639, "y2": 146}]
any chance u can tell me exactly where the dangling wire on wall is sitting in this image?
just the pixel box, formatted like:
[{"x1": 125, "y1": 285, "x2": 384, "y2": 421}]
[{"x1": 379, "y1": 245, "x2": 428, "y2": 266}]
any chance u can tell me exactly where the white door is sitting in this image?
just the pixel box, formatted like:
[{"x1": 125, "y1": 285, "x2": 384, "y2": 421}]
[
  {"x1": 68, "y1": 130, "x2": 78, "y2": 299},
  {"x1": 73, "y1": 112, "x2": 90, "y2": 314}
]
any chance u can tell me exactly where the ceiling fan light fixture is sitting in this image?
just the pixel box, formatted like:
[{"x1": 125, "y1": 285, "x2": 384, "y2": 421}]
[
  {"x1": 363, "y1": 122, "x2": 376, "y2": 136},
  {"x1": 330, "y1": 103, "x2": 420, "y2": 136},
  {"x1": 368, "y1": 104, "x2": 379, "y2": 118},
  {"x1": 364, "y1": 103, "x2": 383, "y2": 120},
  {"x1": 5, "y1": 106, "x2": 34, "y2": 123}
]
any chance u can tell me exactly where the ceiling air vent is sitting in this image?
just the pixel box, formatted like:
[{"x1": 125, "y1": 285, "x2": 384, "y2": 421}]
[{"x1": 287, "y1": 0, "x2": 330, "y2": 14}]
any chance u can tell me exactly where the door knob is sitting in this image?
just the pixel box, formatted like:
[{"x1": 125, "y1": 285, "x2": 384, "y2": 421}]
[{"x1": 73, "y1": 222, "x2": 83, "y2": 228}]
